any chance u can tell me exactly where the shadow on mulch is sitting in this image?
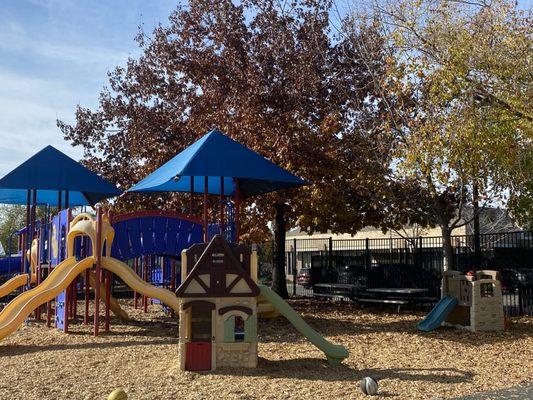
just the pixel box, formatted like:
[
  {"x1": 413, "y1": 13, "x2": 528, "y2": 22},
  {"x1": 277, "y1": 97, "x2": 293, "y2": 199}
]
[
  {"x1": 207, "y1": 357, "x2": 474, "y2": 385},
  {"x1": 0, "y1": 337, "x2": 176, "y2": 357},
  {"x1": 261, "y1": 301, "x2": 532, "y2": 346},
  {"x1": 46, "y1": 315, "x2": 179, "y2": 338}
]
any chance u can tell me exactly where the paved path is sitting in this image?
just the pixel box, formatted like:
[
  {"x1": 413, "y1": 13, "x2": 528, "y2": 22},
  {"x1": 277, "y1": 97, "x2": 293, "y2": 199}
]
[{"x1": 451, "y1": 383, "x2": 533, "y2": 399}]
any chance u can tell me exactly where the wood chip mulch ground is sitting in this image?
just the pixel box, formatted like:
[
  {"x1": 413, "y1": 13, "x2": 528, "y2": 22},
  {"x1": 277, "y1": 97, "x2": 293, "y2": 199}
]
[{"x1": 0, "y1": 299, "x2": 531, "y2": 400}]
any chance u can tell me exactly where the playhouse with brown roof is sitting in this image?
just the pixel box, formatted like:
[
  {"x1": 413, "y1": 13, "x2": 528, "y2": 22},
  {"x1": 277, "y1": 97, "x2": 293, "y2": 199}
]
[{"x1": 176, "y1": 235, "x2": 260, "y2": 371}]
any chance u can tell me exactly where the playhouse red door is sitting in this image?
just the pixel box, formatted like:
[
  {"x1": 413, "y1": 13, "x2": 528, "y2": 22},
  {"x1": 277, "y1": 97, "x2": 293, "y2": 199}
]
[
  {"x1": 185, "y1": 342, "x2": 212, "y2": 371},
  {"x1": 185, "y1": 302, "x2": 213, "y2": 371}
]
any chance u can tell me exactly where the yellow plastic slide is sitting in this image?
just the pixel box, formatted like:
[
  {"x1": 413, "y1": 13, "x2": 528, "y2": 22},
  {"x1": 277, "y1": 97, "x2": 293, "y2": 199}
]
[
  {"x1": 0, "y1": 243, "x2": 38, "y2": 299},
  {"x1": 100, "y1": 257, "x2": 181, "y2": 313},
  {"x1": 0, "y1": 257, "x2": 94, "y2": 340},
  {"x1": 0, "y1": 255, "x2": 181, "y2": 342},
  {"x1": 88, "y1": 270, "x2": 129, "y2": 321},
  {"x1": 0, "y1": 274, "x2": 33, "y2": 298}
]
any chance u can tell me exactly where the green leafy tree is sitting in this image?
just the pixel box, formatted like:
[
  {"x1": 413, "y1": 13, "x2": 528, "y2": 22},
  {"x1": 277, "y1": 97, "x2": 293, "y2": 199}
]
[
  {"x1": 0, "y1": 206, "x2": 48, "y2": 255},
  {"x1": 349, "y1": 0, "x2": 533, "y2": 270},
  {"x1": 0, "y1": 206, "x2": 25, "y2": 255}
]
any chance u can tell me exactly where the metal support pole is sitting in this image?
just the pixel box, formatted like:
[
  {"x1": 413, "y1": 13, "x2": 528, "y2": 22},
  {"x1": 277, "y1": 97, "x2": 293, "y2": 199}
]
[
  {"x1": 220, "y1": 176, "x2": 224, "y2": 236},
  {"x1": 134, "y1": 257, "x2": 139, "y2": 309},
  {"x1": 234, "y1": 179, "x2": 241, "y2": 242},
  {"x1": 24, "y1": 189, "x2": 31, "y2": 281},
  {"x1": 189, "y1": 177, "x2": 194, "y2": 215},
  {"x1": 72, "y1": 275, "x2": 78, "y2": 320},
  {"x1": 84, "y1": 269, "x2": 90, "y2": 324},
  {"x1": 203, "y1": 176, "x2": 208, "y2": 242},
  {"x1": 142, "y1": 256, "x2": 148, "y2": 313},
  {"x1": 94, "y1": 207, "x2": 102, "y2": 336},
  {"x1": 46, "y1": 214, "x2": 53, "y2": 327},
  {"x1": 105, "y1": 270, "x2": 111, "y2": 332}
]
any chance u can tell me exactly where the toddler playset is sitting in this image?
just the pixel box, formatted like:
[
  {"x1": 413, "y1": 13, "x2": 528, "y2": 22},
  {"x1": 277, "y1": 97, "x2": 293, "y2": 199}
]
[{"x1": 418, "y1": 270, "x2": 505, "y2": 332}]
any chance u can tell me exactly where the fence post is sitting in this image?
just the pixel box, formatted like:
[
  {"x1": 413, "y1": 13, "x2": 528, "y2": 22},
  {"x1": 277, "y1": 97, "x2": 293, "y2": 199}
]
[
  {"x1": 292, "y1": 238, "x2": 297, "y2": 296},
  {"x1": 417, "y1": 236, "x2": 423, "y2": 269},
  {"x1": 365, "y1": 238, "x2": 370, "y2": 270},
  {"x1": 328, "y1": 237, "x2": 333, "y2": 283}
]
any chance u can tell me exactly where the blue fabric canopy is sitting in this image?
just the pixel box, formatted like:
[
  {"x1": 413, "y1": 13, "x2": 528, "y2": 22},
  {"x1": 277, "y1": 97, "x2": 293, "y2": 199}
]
[
  {"x1": 128, "y1": 130, "x2": 307, "y2": 197},
  {"x1": 0, "y1": 145, "x2": 122, "y2": 206}
]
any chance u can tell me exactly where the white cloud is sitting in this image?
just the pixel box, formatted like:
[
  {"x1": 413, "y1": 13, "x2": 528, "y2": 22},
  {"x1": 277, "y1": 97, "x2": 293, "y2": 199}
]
[
  {"x1": 0, "y1": 18, "x2": 129, "y2": 68},
  {"x1": 0, "y1": 68, "x2": 84, "y2": 175},
  {"x1": 0, "y1": 1, "x2": 176, "y2": 178}
]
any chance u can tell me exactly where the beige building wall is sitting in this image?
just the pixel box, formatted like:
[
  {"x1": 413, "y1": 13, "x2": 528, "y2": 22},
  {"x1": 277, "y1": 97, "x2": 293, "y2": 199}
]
[
  {"x1": 287, "y1": 225, "x2": 466, "y2": 242},
  {"x1": 283, "y1": 225, "x2": 469, "y2": 276}
]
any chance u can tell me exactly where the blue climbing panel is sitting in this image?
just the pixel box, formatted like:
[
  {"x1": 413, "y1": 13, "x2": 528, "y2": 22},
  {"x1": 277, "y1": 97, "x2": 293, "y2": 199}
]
[
  {"x1": 110, "y1": 214, "x2": 203, "y2": 261},
  {"x1": 0, "y1": 256, "x2": 22, "y2": 278},
  {"x1": 55, "y1": 290, "x2": 67, "y2": 330},
  {"x1": 51, "y1": 209, "x2": 70, "y2": 331}
]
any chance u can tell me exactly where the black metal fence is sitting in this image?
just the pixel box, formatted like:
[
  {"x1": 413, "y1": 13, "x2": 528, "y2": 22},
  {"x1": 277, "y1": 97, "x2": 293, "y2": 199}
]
[{"x1": 258, "y1": 231, "x2": 533, "y2": 316}]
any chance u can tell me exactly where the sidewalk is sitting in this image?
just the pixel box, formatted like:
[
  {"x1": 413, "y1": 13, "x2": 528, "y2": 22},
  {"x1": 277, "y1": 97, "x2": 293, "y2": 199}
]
[{"x1": 451, "y1": 383, "x2": 533, "y2": 399}]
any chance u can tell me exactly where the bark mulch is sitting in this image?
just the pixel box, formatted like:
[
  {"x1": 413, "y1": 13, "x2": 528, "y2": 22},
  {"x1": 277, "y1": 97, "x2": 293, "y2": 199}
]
[{"x1": 0, "y1": 299, "x2": 531, "y2": 400}]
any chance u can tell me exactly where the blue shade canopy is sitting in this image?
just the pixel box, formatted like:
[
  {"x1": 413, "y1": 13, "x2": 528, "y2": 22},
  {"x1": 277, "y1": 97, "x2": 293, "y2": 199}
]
[
  {"x1": 0, "y1": 145, "x2": 122, "y2": 206},
  {"x1": 128, "y1": 130, "x2": 308, "y2": 197}
]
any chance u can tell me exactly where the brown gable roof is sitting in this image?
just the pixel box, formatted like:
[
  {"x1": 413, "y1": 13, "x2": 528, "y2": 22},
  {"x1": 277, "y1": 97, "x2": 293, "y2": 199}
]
[{"x1": 176, "y1": 235, "x2": 260, "y2": 298}]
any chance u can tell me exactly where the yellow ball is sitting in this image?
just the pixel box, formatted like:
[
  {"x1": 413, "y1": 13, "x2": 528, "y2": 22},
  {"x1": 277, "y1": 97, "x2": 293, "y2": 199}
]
[{"x1": 108, "y1": 389, "x2": 128, "y2": 400}]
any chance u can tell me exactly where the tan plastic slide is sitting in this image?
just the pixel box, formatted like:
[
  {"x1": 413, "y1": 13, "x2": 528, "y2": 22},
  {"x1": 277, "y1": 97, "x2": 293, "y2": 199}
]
[
  {"x1": 0, "y1": 239, "x2": 39, "y2": 298},
  {"x1": 88, "y1": 271, "x2": 129, "y2": 321},
  {"x1": 100, "y1": 257, "x2": 181, "y2": 313},
  {"x1": 0, "y1": 255, "x2": 182, "y2": 342},
  {"x1": 0, "y1": 274, "x2": 35, "y2": 298},
  {"x1": 0, "y1": 257, "x2": 93, "y2": 340}
]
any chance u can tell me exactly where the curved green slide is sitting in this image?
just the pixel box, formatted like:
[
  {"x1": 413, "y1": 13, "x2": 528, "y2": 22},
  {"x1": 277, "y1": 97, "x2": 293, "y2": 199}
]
[{"x1": 258, "y1": 285, "x2": 349, "y2": 365}]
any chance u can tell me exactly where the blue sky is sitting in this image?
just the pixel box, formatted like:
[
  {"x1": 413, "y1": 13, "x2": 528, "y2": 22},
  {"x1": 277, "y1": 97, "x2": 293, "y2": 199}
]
[
  {"x1": 0, "y1": 0, "x2": 178, "y2": 176},
  {"x1": 0, "y1": 0, "x2": 530, "y2": 178}
]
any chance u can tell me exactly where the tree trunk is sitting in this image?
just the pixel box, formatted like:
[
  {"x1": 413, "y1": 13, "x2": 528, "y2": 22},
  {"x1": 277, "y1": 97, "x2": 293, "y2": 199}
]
[
  {"x1": 441, "y1": 226, "x2": 455, "y2": 272},
  {"x1": 271, "y1": 203, "x2": 289, "y2": 299}
]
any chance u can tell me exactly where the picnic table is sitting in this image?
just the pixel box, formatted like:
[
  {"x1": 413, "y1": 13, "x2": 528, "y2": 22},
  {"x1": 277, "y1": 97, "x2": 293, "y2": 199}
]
[
  {"x1": 358, "y1": 287, "x2": 430, "y2": 312},
  {"x1": 365, "y1": 288, "x2": 428, "y2": 295},
  {"x1": 312, "y1": 283, "x2": 364, "y2": 300}
]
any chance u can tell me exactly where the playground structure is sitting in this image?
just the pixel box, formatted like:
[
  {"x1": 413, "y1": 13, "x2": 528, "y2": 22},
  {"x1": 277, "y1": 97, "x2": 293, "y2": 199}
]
[
  {"x1": 418, "y1": 270, "x2": 505, "y2": 332},
  {"x1": 0, "y1": 212, "x2": 182, "y2": 340},
  {"x1": 0, "y1": 212, "x2": 348, "y2": 369},
  {"x1": 0, "y1": 130, "x2": 348, "y2": 371}
]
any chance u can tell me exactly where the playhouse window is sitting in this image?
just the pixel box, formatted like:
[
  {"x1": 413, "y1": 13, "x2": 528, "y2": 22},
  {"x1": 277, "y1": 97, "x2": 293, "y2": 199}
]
[
  {"x1": 234, "y1": 316, "x2": 245, "y2": 342},
  {"x1": 481, "y1": 282, "x2": 495, "y2": 297}
]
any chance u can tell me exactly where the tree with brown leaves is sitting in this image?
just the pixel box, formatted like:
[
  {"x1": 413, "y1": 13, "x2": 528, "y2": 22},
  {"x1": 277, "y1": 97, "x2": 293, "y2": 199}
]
[{"x1": 59, "y1": 0, "x2": 393, "y2": 297}]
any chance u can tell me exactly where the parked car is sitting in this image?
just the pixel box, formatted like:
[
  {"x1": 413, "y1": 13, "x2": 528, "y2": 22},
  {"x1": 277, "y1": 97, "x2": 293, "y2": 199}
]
[
  {"x1": 498, "y1": 268, "x2": 533, "y2": 292},
  {"x1": 296, "y1": 268, "x2": 312, "y2": 288}
]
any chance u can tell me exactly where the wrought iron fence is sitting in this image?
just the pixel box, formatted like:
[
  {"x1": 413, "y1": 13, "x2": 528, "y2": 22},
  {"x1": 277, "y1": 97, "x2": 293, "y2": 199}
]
[{"x1": 257, "y1": 231, "x2": 533, "y2": 316}]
